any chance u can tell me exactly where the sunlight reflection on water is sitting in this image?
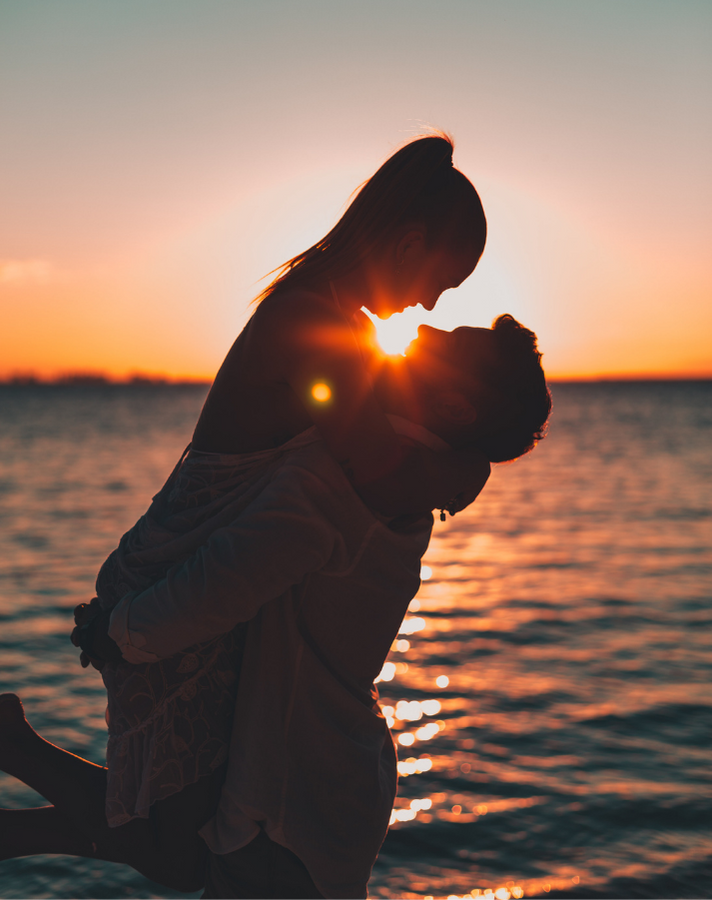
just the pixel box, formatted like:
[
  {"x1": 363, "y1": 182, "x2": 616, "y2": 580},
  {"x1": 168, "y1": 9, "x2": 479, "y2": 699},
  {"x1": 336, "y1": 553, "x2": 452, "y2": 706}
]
[{"x1": 0, "y1": 382, "x2": 711, "y2": 898}]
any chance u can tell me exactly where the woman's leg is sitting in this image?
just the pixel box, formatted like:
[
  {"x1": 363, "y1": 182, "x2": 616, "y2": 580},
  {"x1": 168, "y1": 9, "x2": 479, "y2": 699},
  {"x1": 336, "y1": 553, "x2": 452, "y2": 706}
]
[
  {"x1": 0, "y1": 694, "x2": 114, "y2": 837},
  {"x1": 0, "y1": 806, "x2": 96, "y2": 861},
  {"x1": 0, "y1": 693, "x2": 221, "y2": 891}
]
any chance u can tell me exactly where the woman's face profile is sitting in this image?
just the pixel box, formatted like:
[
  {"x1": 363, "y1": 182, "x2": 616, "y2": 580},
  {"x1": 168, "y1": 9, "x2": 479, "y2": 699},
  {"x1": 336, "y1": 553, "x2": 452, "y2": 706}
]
[
  {"x1": 404, "y1": 243, "x2": 480, "y2": 314},
  {"x1": 366, "y1": 240, "x2": 480, "y2": 319}
]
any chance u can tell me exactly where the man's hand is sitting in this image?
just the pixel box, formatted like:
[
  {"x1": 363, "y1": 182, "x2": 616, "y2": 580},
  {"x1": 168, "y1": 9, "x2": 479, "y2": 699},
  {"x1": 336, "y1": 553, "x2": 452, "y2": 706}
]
[{"x1": 71, "y1": 599, "x2": 123, "y2": 669}]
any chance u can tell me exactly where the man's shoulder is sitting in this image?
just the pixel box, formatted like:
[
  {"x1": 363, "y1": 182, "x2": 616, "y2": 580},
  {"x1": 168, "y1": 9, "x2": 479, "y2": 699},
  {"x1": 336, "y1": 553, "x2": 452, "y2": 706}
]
[
  {"x1": 278, "y1": 439, "x2": 383, "y2": 511},
  {"x1": 275, "y1": 440, "x2": 432, "y2": 548}
]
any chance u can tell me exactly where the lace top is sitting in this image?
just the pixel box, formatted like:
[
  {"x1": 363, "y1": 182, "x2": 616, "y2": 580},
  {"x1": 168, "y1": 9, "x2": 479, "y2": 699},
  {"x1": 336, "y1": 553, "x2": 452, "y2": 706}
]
[{"x1": 95, "y1": 436, "x2": 314, "y2": 826}]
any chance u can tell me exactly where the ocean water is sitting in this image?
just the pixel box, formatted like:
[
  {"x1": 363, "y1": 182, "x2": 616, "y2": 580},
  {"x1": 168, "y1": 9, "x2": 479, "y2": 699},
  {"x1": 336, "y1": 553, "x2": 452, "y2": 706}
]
[{"x1": 0, "y1": 381, "x2": 710, "y2": 899}]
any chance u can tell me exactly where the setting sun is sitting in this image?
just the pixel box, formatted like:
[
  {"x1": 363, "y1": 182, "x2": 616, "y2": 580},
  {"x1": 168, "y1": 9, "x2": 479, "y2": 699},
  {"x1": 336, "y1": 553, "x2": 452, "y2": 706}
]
[
  {"x1": 365, "y1": 309, "x2": 420, "y2": 357},
  {"x1": 1, "y1": 3, "x2": 709, "y2": 386}
]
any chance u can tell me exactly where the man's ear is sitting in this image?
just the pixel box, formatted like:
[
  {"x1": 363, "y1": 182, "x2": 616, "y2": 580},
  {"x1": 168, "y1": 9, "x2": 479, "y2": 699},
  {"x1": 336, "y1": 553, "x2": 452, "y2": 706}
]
[{"x1": 434, "y1": 391, "x2": 478, "y2": 426}]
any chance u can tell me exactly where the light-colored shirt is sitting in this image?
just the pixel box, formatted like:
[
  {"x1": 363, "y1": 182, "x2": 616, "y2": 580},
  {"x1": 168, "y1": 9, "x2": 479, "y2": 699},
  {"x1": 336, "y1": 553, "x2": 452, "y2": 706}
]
[{"x1": 108, "y1": 418, "x2": 438, "y2": 898}]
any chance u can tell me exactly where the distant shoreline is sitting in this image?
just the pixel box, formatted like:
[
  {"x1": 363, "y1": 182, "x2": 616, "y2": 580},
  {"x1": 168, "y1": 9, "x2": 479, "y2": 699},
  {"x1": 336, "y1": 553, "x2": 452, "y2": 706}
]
[
  {"x1": 0, "y1": 375, "x2": 710, "y2": 387},
  {"x1": 0, "y1": 375, "x2": 211, "y2": 387}
]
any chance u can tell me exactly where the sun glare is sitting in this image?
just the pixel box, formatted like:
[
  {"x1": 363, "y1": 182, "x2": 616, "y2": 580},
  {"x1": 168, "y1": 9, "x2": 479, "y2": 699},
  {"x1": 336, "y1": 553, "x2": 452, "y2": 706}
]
[{"x1": 364, "y1": 309, "x2": 420, "y2": 357}]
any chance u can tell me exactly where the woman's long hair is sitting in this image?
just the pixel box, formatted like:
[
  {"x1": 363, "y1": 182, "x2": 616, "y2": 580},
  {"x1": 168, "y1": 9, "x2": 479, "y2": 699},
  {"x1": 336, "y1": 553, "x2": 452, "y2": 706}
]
[{"x1": 256, "y1": 133, "x2": 487, "y2": 303}]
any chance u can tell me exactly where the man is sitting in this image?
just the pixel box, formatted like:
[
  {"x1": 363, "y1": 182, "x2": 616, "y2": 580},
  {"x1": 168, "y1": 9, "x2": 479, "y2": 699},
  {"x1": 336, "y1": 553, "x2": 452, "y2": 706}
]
[{"x1": 79, "y1": 315, "x2": 551, "y2": 898}]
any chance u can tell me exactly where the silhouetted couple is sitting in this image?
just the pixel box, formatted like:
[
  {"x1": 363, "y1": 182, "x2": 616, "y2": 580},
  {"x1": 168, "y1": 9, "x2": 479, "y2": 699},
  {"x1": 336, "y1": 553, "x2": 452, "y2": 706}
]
[{"x1": 0, "y1": 134, "x2": 550, "y2": 898}]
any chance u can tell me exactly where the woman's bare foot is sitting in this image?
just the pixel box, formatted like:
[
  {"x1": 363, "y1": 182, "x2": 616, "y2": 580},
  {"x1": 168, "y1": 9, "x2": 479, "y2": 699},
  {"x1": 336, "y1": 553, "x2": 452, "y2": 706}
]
[
  {"x1": 0, "y1": 693, "x2": 31, "y2": 730},
  {"x1": 0, "y1": 694, "x2": 38, "y2": 775}
]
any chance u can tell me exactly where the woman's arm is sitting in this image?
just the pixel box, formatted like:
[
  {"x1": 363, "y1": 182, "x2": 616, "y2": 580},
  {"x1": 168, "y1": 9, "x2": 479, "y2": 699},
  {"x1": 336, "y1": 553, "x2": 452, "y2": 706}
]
[{"x1": 268, "y1": 294, "x2": 405, "y2": 484}]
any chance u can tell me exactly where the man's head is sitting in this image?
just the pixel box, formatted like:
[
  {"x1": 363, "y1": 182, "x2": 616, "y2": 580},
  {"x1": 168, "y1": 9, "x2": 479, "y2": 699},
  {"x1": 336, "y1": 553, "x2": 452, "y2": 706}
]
[{"x1": 376, "y1": 315, "x2": 551, "y2": 462}]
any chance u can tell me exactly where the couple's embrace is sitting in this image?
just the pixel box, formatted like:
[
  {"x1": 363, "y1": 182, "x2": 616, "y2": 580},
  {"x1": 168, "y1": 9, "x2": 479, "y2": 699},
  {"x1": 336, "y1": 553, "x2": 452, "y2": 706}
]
[{"x1": 0, "y1": 135, "x2": 550, "y2": 899}]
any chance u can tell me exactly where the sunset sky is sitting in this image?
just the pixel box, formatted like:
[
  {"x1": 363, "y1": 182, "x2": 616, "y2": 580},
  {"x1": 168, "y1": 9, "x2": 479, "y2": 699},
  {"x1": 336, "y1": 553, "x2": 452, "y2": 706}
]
[{"x1": 1, "y1": 0, "x2": 710, "y2": 380}]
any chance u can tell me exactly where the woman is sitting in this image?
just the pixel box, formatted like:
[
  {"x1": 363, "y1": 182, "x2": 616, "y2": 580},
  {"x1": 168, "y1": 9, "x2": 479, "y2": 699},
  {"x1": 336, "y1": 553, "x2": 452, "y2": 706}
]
[{"x1": 0, "y1": 133, "x2": 488, "y2": 892}]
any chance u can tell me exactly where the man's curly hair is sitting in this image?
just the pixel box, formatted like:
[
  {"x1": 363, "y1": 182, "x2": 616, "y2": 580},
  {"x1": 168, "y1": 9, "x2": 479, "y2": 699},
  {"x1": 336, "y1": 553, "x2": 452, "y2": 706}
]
[{"x1": 476, "y1": 314, "x2": 552, "y2": 463}]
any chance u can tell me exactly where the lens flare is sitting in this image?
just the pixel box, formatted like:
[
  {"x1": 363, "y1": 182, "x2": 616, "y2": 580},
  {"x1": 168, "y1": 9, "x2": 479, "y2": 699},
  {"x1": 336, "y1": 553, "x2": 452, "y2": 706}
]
[{"x1": 311, "y1": 382, "x2": 331, "y2": 402}]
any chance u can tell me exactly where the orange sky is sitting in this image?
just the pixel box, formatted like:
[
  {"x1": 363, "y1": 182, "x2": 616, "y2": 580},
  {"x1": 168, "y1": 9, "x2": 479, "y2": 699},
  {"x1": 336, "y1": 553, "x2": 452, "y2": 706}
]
[{"x1": 1, "y1": 1, "x2": 710, "y2": 381}]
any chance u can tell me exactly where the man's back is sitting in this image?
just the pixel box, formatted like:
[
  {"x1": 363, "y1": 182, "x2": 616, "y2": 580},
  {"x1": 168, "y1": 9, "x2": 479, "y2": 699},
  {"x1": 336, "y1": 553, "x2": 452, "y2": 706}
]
[
  {"x1": 199, "y1": 441, "x2": 433, "y2": 898},
  {"x1": 111, "y1": 434, "x2": 433, "y2": 898}
]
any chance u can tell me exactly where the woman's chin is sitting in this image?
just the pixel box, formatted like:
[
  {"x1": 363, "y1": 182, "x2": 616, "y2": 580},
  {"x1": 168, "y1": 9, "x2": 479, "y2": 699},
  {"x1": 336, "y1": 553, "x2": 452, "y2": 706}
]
[
  {"x1": 363, "y1": 293, "x2": 409, "y2": 319},
  {"x1": 364, "y1": 304, "x2": 395, "y2": 320}
]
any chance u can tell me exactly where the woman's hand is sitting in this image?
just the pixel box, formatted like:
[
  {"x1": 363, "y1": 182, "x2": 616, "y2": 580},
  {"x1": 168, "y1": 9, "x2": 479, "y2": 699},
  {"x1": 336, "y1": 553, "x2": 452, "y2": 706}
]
[
  {"x1": 71, "y1": 599, "x2": 122, "y2": 669},
  {"x1": 72, "y1": 599, "x2": 102, "y2": 669}
]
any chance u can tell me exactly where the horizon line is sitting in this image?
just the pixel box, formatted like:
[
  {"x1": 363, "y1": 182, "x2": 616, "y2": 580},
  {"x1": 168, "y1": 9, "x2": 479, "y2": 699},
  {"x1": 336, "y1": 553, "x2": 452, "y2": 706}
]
[{"x1": 1, "y1": 370, "x2": 711, "y2": 387}]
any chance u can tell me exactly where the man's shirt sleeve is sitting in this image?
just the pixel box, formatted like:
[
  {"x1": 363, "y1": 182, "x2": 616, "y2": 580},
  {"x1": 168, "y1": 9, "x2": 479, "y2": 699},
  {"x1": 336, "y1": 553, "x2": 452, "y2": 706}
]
[{"x1": 108, "y1": 464, "x2": 348, "y2": 662}]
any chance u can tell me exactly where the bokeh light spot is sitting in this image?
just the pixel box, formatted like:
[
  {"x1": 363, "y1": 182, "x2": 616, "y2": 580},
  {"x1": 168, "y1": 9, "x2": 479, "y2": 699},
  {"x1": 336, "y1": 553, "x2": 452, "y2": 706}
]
[
  {"x1": 311, "y1": 382, "x2": 331, "y2": 402},
  {"x1": 375, "y1": 661, "x2": 396, "y2": 683}
]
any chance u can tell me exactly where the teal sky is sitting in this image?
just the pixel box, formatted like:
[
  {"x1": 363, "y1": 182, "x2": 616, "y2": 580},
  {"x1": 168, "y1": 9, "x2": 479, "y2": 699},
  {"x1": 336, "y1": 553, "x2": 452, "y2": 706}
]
[{"x1": 1, "y1": 0, "x2": 710, "y2": 377}]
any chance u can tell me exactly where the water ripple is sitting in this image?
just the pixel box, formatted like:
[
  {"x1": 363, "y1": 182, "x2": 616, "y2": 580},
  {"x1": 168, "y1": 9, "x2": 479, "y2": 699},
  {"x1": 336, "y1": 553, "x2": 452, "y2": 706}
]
[{"x1": 0, "y1": 382, "x2": 710, "y2": 898}]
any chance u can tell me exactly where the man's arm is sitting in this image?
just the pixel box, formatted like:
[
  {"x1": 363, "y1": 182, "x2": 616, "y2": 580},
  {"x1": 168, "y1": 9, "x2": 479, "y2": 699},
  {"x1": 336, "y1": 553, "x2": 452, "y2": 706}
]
[
  {"x1": 73, "y1": 437, "x2": 483, "y2": 665},
  {"x1": 100, "y1": 462, "x2": 357, "y2": 663}
]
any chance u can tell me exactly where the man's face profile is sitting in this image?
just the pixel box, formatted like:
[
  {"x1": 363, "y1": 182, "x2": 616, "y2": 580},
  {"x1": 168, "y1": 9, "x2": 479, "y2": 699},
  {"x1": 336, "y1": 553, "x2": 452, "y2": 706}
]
[
  {"x1": 405, "y1": 324, "x2": 498, "y2": 401},
  {"x1": 397, "y1": 324, "x2": 502, "y2": 444}
]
